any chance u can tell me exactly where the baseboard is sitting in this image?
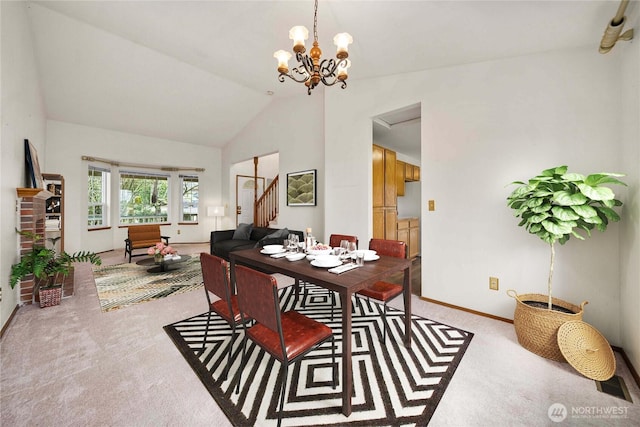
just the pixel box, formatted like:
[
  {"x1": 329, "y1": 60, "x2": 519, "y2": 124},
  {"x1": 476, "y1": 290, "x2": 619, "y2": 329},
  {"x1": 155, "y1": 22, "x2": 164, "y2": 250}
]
[
  {"x1": 421, "y1": 296, "x2": 640, "y2": 389},
  {"x1": 0, "y1": 304, "x2": 20, "y2": 339},
  {"x1": 420, "y1": 296, "x2": 513, "y2": 324}
]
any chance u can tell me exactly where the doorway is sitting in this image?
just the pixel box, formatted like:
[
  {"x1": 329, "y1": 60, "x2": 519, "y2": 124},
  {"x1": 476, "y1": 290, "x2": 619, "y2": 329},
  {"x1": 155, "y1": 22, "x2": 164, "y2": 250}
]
[{"x1": 235, "y1": 175, "x2": 265, "y2": 226}]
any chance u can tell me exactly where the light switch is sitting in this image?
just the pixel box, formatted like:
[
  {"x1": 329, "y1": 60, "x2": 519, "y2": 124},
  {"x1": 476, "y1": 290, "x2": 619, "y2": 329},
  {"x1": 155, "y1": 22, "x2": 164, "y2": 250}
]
[{"x1": 428, "y1": 200, "x2": 435, "y2": 211}]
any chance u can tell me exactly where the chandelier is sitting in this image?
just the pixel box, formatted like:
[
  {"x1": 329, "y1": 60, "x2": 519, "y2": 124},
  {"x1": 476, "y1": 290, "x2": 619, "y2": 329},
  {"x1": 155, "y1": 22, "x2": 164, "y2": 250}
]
[{"x1": 273, "y1": 0, "x2": 352, "y2": 95}]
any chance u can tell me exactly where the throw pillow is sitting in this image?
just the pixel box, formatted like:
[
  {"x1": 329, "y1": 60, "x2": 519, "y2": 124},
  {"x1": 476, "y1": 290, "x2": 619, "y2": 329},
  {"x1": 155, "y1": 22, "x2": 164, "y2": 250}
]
[
  {"x1": 233, "y1": 223, "x2": 253, "y2": 240},
  {"x1": 254, "y1": 227, "x2": 290, "y2": 248}
]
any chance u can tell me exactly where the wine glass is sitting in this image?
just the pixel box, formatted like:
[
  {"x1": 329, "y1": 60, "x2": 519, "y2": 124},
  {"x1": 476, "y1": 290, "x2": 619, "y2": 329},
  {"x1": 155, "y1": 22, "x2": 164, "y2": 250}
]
[
  {"x1": 347, "y1": 241, "x2": 357, "y2": 263},
  {"x1": 339, "y1": 240, "x2": 349, "y2": 259}
]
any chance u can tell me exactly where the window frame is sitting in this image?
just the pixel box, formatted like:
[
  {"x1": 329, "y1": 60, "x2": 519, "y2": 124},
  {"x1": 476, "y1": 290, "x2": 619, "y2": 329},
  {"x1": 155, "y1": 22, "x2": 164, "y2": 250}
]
[
  {"x1": 180, "y1": 174, "x2": 199, "y2": 223},
  {"x1": 88, "y1": 165, "x2": 110, "y2": 229},
  {"x1": 118, "y1": 170, "x2": 171, "y2": 225}
]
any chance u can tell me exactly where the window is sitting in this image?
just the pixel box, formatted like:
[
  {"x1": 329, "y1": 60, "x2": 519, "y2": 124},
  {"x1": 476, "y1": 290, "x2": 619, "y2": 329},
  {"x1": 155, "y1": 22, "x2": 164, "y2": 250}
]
[
  {"x1": 180, "y1": 175, "x2": 199, "y2": 222},
  {"x1": 119, "y1": 171, "x2": 169, "y2": 224},
  {"x1": 88, "y1": 166, "x2": 110, "y2": 228}
]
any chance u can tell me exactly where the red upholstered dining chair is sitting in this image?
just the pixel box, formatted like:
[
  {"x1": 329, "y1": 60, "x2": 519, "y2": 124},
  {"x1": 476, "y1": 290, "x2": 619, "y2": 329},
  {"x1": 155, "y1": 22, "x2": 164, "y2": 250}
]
[
  {"x1": 200, "y1": 252, "x2": 249, "y2": 380},
  {"x1": 234, "y1": 265, "x2": 336, "y2": 427},
  {"x1": 329, "y1": 233, "x2": 359, "y2": 249},
  {"x1": 356, "y1": 238, "x2": 407, "y2": 343},
  {"x1": 301, "y1": 233, "x2": 359, "y2": 315}
]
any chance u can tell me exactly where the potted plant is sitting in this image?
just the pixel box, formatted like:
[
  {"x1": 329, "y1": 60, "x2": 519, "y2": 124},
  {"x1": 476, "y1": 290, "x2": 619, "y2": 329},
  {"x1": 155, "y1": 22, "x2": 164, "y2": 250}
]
[
  {"x1": 10, "y1": 230, "x2": 102, "y2": 307},
  {"x1": 506, "y1": 165, "x2": 625, "y2": 361}
]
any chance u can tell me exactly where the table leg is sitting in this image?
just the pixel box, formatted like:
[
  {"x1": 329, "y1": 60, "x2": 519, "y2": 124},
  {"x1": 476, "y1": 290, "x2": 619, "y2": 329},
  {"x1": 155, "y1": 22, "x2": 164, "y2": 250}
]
[
  {"x1": 403, "y1": 265, "x2": 412, "y2": 347},
  {"x1": 341, "y1": 290, "x2": 353, "y2": 416}
]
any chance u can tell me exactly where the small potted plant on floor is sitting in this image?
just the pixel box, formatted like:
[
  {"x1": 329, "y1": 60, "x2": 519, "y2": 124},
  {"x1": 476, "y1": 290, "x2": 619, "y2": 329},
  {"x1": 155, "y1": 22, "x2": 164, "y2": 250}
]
[
  {"x1": 506, "y1": 165, "x2": 625, "y2": 361},
  {"x1": 10, "y1": 230, "x2": 102, "y2": 307}
]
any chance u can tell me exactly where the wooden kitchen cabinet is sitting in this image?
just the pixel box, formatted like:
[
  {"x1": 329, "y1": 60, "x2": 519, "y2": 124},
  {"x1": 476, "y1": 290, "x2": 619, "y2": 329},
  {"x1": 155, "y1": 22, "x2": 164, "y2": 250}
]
[
  {"x1": 397, "y1": 217, "x2": 420, "y2": 259},
  {"x1": 373, "y1": 145, "x2": 397, "y2": 239},
  {"x1": 396, "y1": 160, "x2": 406, "y2": 196}
]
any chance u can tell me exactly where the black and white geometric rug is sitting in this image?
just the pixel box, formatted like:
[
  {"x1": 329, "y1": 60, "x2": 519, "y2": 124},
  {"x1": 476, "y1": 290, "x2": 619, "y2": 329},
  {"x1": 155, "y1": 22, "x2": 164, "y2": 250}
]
[{"x1": 164, "y1": 284, "x2": 473, "y2": 426}]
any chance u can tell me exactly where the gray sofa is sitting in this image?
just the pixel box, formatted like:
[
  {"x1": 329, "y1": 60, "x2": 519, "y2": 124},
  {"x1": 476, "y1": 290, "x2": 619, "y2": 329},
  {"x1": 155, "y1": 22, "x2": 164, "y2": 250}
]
[{"x1": 210, "y1": 225, "x2": 304, "y2": 260}]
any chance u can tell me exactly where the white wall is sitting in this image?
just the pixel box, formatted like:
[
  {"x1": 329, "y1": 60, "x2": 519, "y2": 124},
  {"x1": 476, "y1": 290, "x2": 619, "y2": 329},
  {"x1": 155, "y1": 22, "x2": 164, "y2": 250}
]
[
  {"x1": 45, "y1": 120, "x2": 221, "y2": 254},
  {"x1": 0, "y1": 1, "x2": 47, "y2": 327},
  {"x1": 222, "y1": 95, "x2": 324, "y2": 238},
  {"x1": 618, "y1": 8, "x2": 640, "y2": 378},
  {"x1": 326, "y1": 46, "x2": 631, "y2": 346}
]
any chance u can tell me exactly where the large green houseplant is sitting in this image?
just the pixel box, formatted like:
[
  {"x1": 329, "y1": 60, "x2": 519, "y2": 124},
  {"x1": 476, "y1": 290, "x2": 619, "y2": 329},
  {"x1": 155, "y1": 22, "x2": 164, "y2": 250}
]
[
  {"x1": 507, "y1": 165, "x2": 626, "y2": 308},
  {"x1": 506, "y1": 165, "x2": 625, "y2": 361},
  {"x1": 10, "y1": 230, "x2": 101, "y2": 305}
]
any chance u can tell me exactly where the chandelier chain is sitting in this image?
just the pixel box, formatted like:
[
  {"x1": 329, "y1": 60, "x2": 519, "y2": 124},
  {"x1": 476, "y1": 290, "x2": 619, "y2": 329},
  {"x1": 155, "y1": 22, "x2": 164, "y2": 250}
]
[{"x1": 313, "y1": 0, "x2": 319, "y2": 43}]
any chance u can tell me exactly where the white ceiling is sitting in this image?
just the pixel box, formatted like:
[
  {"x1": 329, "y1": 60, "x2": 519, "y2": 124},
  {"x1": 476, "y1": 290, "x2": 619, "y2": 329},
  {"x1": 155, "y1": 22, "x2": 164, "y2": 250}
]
[{"x1": 26, "y1": 1, "x2": 621, "y2": 150}]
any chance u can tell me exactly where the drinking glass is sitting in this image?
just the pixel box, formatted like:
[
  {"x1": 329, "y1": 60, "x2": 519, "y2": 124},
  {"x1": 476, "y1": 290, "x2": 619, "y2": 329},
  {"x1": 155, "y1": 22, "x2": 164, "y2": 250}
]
[
  {"x1": 283, "y1": 239, "x2": 290, "y2": 252},
  {"x1": 347, "y1": 242, "x2": 357, "y2": 263},
  {"x1": 339, "y1": 240, "x2": 349, "y2": 259}
]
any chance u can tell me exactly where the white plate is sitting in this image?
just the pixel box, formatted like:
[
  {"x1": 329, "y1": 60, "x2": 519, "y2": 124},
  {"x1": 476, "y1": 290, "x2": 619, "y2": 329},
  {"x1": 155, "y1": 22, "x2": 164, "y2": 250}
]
[
  {"x1": 364, "y1": 254, "x2": 380, "y2": 261},
  {"x1": 357, "y1": 250, "x2": 377, "y2": 258},
  {"x1": 311, "y1": 259, "x2": 342, "y2": 268},
  {"x1": 262, "y1": 244, "x2": 284, "y2": 253},
  {"x1": 285, "y1": 253, "x2": 306, "y2": 262},
  {"x1": 261, "y1": 248, "x2": 285, "y2": 255}
]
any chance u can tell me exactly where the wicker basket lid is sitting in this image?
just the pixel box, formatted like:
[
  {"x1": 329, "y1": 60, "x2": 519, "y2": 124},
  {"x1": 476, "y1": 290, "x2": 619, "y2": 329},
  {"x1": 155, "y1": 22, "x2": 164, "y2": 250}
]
[{"x1": 557, "y1": 320, "x2": 616, "y2": 381}]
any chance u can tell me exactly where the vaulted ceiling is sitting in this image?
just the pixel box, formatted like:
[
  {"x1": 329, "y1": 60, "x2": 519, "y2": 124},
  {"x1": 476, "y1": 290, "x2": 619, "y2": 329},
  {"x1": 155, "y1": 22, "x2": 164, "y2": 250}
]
[{"x1": 26, "y1": 1, "x2": 618, "y2": 149}]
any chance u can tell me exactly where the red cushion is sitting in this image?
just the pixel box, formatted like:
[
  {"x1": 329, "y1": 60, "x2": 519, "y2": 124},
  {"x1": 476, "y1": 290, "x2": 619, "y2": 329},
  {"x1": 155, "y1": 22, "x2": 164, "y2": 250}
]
[
  {"x1": 247, "y1": 311, "x2": 333, "y2": 361},
  {"x1": 211, "y1": 295, "x2": 243, "y2": 323},
  {"x1": 357, "y1": 281, "x2": 403, "y2": 302}
]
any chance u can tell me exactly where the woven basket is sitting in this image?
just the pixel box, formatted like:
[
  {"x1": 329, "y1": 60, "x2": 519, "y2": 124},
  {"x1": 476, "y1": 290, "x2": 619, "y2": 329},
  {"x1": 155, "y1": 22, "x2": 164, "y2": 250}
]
[
  {"x1": 39, "y1": 287, "x2": 62, "y2": 308},
  {"x1": 507, "y1": 290, "x2": 588, "y2": 362}
]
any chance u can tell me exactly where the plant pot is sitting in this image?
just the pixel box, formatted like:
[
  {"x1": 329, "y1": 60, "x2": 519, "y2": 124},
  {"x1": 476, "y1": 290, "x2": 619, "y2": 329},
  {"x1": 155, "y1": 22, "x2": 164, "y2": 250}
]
[
  {"x1": 39, "y1": 286, "x2": 62, "y2": 308},
  {"x1": 507, "y1": 290, "x2": 588, "y2": 362}
]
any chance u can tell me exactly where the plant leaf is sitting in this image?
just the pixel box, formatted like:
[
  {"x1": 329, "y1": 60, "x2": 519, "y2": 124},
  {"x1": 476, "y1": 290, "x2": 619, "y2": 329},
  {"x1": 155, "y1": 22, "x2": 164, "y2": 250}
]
[
  {"x1": 553, "y1": 190, "x2": 588, "y2": 206},
  {"x1": 551, "y1": 206, "x2": 580, "y2": 221},
  {"x1": 578, "y1": 183, "x2": 615, "y2": 201},
  {"x1": 570, "y1": 204, "x2": 598, "y2": 218}
]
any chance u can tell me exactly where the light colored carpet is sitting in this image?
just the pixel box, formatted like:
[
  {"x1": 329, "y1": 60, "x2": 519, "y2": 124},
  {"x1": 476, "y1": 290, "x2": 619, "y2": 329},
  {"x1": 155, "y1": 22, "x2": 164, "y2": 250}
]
[{"x1": 1, "y1": 244, "x2": 639, "y2": 426}]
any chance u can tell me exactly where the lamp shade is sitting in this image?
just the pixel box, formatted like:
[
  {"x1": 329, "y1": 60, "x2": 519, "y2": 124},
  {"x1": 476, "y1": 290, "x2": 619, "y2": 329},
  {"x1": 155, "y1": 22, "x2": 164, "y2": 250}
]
[{"x1": 207, "y1": 206, "x2": 225, "y2": 217}]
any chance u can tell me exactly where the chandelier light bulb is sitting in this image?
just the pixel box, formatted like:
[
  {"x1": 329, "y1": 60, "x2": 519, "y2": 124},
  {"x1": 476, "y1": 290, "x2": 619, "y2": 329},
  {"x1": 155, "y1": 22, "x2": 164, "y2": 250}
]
[
  {"x1": 337, "y1": 59, "x2": 351, "y2": 80},
  {"x1": 289, "y1": 26, "x2": 309, "y2": 53},
  {"x1": 333, "y1": 33, "x2": 353, "y2": 59},
  {"x1": 273, "y1": 50, "x2": 292, "y2": 73}
]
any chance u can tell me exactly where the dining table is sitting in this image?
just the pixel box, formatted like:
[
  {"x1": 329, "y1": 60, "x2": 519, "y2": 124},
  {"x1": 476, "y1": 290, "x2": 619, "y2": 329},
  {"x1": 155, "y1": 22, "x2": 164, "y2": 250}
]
[{"x1": 229, "y1": 247, "x2": 412, "y2": 417}]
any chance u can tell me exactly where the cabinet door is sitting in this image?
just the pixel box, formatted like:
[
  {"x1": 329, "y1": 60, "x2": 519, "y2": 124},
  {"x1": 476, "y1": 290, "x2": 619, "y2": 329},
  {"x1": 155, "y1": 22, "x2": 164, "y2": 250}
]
[
  {"x1": 404, "y1": 163, "x2": 414, "y2": 182},
  {"x1": 396, "y1": 160, "x2": 405, "y2": 196},
  {"x1": 409, "y1": 225, "x2": 420, "y2": 258},
  {"x1": 384, "y1": 208, "x2": 397, "y2": 240},
  {"x1": 373, "y1": 207, "x2": 385, "y2": 239},
  {"x1": 372, "y1": 145, "x2": 385, "y2": 207},
  {"x1": 384, "y1": 149, "x2": 397, "y2": 206},
  {"x1": 412, "y1": 165, "x2": 421, "y2": 181}
]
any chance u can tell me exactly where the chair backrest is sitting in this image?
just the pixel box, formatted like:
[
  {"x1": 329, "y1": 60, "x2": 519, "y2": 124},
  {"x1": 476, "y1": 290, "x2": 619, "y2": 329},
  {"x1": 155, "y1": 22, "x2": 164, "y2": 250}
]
[
  {"x1": 369, "y1": 238, "x2": 407, "y2": 259},
  {"x1": 200, "y1": 253, "x2": 232, "y2": 302},
  {"x1": 234, "y1": 265, "x2": 280, "y2": 333},
  {"x1": 329, "y1": 234, "x2": 358, "y2": 248},
  {"x1": 127, "y1": 224, "x2": 161, "y2": 241}
]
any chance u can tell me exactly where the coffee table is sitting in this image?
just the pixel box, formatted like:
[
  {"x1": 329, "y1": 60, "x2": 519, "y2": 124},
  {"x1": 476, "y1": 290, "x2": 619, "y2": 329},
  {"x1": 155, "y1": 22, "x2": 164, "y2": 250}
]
[{"x1": 136, "y1": 254, "x2": 192, "y2": 273}]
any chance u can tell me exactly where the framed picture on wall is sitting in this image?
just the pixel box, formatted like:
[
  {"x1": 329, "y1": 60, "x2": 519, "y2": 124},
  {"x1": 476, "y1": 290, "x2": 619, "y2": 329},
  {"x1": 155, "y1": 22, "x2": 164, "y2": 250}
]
[
  {"x1": 24, "y1": 139, "x2": 44, "y2": 189},
  {"x1": 287, "y1": 169, "x2": 317, "y2": 206}
]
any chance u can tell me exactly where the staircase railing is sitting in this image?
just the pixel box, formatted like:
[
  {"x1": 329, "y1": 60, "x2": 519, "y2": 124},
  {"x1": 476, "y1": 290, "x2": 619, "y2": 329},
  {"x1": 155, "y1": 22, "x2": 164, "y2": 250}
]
[{"x1": 255, "y1": 175, "x2": 279, "y2": 227}]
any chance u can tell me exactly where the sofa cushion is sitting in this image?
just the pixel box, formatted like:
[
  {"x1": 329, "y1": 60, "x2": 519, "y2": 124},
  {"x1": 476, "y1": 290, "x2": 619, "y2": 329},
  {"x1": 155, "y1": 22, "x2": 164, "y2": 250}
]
[
  {"x1": 254, "y1": 227, "x2": 290, "y2": 248},
  {"x1": 233, "y1": 223, "x2": 253, "y2": 240}
]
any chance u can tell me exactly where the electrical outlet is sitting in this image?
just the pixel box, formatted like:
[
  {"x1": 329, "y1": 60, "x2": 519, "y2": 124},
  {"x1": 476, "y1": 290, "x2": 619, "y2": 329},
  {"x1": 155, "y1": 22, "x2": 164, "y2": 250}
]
[
  {"x1": 177, "y1": 229, "x2": 181, "y2": 235},
  {"x1": 489, "y1": 276, "x2": 499, "y2": 291}
]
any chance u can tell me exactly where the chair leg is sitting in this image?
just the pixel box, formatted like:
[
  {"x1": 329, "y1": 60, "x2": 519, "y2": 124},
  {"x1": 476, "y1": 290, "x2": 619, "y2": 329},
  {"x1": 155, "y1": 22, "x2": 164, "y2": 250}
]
[
  {"x1": 277, "y1": 364, "x2": 288, "y2": 427},
  {"x1": 223, "y1": 323, "x2": 236, "y2": 381},
  {"x1": 235, "y1": 335, "x2": 248, "y2": 394},
  {"x1": 331, "y1": 337, "x2": 337, "y2": 389},
  {"x1": 381, "y1": 302, "x2": 388, "y2": 344},
  {"x1": 201, "y1": 311, "x2": 212, "y2": 354}
]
